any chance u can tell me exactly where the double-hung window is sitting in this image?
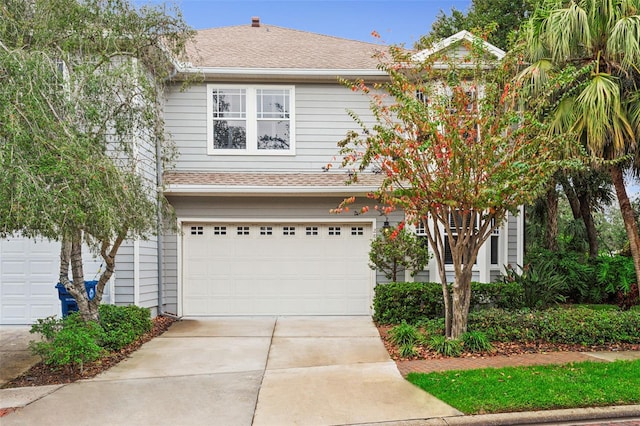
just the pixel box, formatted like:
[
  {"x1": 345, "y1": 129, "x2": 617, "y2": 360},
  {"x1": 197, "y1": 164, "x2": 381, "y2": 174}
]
[{"x1": 207, "y1": 85, "x2": 295, "y2": 155}]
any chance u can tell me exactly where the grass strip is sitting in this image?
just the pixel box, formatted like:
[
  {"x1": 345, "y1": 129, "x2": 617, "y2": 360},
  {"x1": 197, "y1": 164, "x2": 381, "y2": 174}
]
[{"x1": 407, "y1": 359, "x2": 640, "y2": 414}]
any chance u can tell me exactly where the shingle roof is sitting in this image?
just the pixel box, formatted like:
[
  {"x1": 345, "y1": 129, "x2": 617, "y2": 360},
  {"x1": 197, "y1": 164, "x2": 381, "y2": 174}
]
[
  {"x1": 164, "y1": 171, "x2": 383, "y2": 193},
  {"x1": 186, "y1": 22, "x2": 384, "y2": 69}
]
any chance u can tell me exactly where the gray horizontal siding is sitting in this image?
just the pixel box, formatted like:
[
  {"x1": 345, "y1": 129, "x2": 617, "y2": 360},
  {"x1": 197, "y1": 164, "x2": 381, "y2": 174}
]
[
  {"x1": 138, "y1": 238, "x2": 159, "y2": 310},
  {"x1": 114, "y1": 244, "x2": 134, "y2": 305},
  {"x1": 168, "y1": 195, "x2": 378, "y2": 221},
  {"x1": 162, "y1": 232, "x2": 178, "y2": 314},
  {"x1": 507, "y1": 213, "x2": 519, "y2": 266},
  {"x1": 163, "y1": 83, "x2": 375, "y2": 172}
]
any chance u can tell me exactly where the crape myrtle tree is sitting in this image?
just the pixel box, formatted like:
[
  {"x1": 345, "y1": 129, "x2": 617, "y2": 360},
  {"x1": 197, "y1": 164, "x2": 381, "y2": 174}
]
[
  {"x1": 0, "y1": 0, "x2": 193, "y2": 322},
  {"x1": 332, "y1": 34, "x2": 570, "y2": 338},
  {"x1": 516, "y1": 0, "x2": 640, "y2": 282}
]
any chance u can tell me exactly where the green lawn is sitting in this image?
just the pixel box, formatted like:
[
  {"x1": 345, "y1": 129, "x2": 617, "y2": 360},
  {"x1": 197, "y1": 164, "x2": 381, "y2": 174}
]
[{"x1": 407, "y1": 359, "x2": 640, "y2": 414}]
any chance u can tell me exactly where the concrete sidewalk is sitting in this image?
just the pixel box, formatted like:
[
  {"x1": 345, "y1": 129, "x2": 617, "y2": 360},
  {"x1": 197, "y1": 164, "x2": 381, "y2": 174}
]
[{"x1": 1, "y1": 316, "x2": 461, "y2": 425}]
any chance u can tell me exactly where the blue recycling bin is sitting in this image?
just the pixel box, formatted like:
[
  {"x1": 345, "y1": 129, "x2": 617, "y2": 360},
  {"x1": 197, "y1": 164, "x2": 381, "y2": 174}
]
[{"x1": 55, "y1": 281, "x2": 98, "y2": 317}]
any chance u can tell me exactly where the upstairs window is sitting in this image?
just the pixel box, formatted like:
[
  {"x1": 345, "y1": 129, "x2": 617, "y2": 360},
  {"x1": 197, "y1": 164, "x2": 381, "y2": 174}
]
[{"x1": 207, "y1": 85, "x2": 295, "y2": 155}]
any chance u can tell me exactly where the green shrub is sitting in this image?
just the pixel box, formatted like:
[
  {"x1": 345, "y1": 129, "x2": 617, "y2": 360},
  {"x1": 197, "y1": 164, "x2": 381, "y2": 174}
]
[
  {"x1": 99, "y1": 304, "x2": 152, "y2": 351},
  {"x1": 29, "y1": 305, "x2": 153, "y2": 370},
  {"x1": 595, "y1": 255, "x2": 636, "y2": 296},
  {"x1": 499, "y1": 262, "x2": 568, "y2": 309},
  {"x1": 468, "y1": 307, "x2": 640, "y2": 345},
  {"x1": 519, "y1": 249, "x2": 634, "y2": 304},
  {"x1": 30, "y1": 313, "x2": 104, "y2": 372},
  {"x1": 399, "y1": 343, "x2": 419, "y2": 358},
  {"x1": 373, "y1": 282, "x2": 443, "y2": 324},
  {"x1": 369, "y1": 228, "x2": 430, "y2": 282},
  {"x1": 428, "y1": 335, "x2": 463, "y2": 357},
  {"x1": 534, "y1": 249, "x2": 592, "y2": 302},
  {"x1": 388, "y1": 321, "x2": 423, "y2": 347},
  {"x1": 471, "y1": 282, "x2": 525, "y2": 311},
  {"x1": 461, "y1": 330, "x2": 493, "y2": 352},
  {"x1": 417, "y1": 317, "x2": 445, "y2": 337},
  {"x1": 30, "y1": 315, "x2": 63, "y2": 341},
  {"x1": 373, "y1": 281, "x2": 524, "y2": 324}
]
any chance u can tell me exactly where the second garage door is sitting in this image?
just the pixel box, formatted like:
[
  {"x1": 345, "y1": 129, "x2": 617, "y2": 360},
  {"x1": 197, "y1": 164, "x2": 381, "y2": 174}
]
[{"x1": 182, "y1": 222, "x2": 373, "y2": 315}]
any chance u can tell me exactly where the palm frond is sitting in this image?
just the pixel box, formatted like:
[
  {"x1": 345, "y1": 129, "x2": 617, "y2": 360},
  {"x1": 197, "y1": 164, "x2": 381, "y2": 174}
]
[
  {"x1": 574, "y1": 74, "x2": 635, "y2": 158},
  {"x1": 517, "y1": 59, "x2": 555, "y2": 96},
  {"x1": 608, "y1": 16, "x2": 640, "y2": 71},
  {"x1": 544, "y1": 1, "x2": 591, "y2": 62}
]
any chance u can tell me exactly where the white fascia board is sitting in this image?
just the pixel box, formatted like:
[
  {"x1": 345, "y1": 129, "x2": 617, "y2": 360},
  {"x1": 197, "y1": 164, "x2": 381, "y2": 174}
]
[
  {"x1": 412, "y1": 30, "x2": 506, "y2": 62},
  {"x1": 164, "y1": 184, "x2": 379, "y2": 196}
]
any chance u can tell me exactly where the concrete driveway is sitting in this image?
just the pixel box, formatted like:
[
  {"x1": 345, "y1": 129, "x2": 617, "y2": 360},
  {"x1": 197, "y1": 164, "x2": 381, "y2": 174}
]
[{"x1": 2, "y1": 316, "x2": 460, "y2": 425}]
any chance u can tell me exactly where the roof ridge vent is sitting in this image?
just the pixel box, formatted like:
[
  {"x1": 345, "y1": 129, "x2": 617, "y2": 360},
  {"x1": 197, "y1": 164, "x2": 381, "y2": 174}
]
[{"x1": 251, "y1": 17, "x2": 260, "y2": 27}]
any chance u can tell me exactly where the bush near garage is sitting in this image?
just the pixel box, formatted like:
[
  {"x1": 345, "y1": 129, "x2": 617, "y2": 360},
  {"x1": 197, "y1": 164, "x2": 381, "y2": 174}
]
[
  {"x1": 373, "y1": 281, "x2": 524, "y2": 325},
  {"x1": 30, "y1": 304, "x2": 153, "y2": 371},
  {"x1": 99, "y1": 304, "x2": 153, "y2": 350}
]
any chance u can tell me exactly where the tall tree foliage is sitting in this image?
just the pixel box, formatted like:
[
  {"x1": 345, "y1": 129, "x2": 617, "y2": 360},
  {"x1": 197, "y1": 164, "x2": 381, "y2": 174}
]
[
  {"x1": 333, "y1": 36, "x2": 569, "y2": 338},
  {"x1": 425, "y1": 0, "x2": 541, "y2": 49},
  {"x1": 0, "y1": 0, "x2": 193, "y2": 321},
  {"x1": 516, "y1": 0, "x2": 640, "y2": 284}
]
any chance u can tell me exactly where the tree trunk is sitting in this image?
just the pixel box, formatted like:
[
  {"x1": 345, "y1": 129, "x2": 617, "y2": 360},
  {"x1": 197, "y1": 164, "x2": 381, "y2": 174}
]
[
  {"x1": 439, "y1": 265, "x2": 452, "y2": 338},
  {"x1": 578, "y1": 191, "x2": 598, "y2": 258},
  {"x1": 560, "y1": 173, "x2": 599, "y2": 257},
  {"x1": 59, "y1": 229, "x2": 99, "y2": 322},
  {"x1": 611, "y1": 166, "x2": 640, "y2": 286},
  {"x1": 450, "y1": 267, "x2": 473, "y2": 339},
  {"x1": 546, "y1": 185, "x2": 559, "y2": 252},
  {"x1": 560, "y1": 175, "x2": 581, "y2": 220}
]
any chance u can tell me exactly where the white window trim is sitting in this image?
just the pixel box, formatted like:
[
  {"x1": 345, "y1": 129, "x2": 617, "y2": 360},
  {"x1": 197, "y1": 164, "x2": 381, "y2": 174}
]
[{"x1": 206, "y1": 84, "x2": 296, "y2": 156}]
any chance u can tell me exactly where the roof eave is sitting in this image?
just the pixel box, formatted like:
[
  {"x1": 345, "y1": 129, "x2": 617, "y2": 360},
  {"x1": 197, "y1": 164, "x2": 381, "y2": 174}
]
[
  {"x1": 172, "y1": 66, "x2": 387, "y2": 82},
  {"x1": 412, "y1": 30, "x2": 506, "y2": 62},
  {"x1": 164, "y1": 184, "x2": 379, "y2": 197}
]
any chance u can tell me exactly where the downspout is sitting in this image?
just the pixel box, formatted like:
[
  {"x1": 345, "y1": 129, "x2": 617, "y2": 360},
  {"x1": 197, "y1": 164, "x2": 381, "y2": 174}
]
[{"x1": 156, "y1": 66, "x2": 178, "y2": 317}]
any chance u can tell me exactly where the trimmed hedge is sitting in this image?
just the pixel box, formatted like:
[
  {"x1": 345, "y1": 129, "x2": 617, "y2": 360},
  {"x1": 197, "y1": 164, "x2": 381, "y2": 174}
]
[
  {"x1": 468, "y1": 307, "x2": 640, "y2": 345},
  {"x1": 373, "y1": 281, "x2": 524, "y2": 324}
]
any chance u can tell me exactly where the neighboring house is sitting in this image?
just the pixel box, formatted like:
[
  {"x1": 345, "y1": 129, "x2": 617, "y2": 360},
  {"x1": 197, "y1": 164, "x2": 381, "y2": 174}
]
[{"x1": 0, "y1": 20, "x2": 523, "y2": 324}]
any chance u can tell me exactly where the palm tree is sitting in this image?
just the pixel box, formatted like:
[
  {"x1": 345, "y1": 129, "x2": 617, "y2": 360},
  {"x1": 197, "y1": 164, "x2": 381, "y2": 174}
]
[{"x1": 517, "y1": 0, "x2": 640, "y2": 283}]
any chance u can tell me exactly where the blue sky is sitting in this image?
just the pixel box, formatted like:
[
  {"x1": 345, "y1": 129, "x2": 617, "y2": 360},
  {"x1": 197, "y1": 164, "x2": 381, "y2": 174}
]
[{"x1": 164, "y1": 0, "x2": 472, "y2": 46}]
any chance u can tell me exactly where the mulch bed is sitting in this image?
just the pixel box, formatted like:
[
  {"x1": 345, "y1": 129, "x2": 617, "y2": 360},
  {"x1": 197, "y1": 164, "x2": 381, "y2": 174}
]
[
  {"x1": 2, "y1": 315, "x2": 176, "y2": 389},
  {"x1": 376, "y1": 324, "x2": 640, "y2": 361}
]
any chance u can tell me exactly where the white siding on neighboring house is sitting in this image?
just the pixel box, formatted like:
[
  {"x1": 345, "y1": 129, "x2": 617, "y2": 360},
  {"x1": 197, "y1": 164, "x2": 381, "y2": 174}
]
[{"x1": 0, "y1": 237, "x2": 108, "y2": 324}]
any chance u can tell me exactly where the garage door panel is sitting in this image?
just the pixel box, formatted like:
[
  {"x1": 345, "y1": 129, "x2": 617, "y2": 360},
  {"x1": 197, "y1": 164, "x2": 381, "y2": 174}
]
[{"x1": 183, "y1": 222, "x2": 373, "y2": 316}]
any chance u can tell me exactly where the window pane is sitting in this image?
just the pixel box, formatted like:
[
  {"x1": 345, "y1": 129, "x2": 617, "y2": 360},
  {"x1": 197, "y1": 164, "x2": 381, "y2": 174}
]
[
  {"x1": 212, "y1": 89, "x2": 246, "y2": 118},
  {"x1": 491, "y1": 235, "x2": 499, "y2": 265},
  {"x1": 214, "y1": 120, "x2": 246, "y2": 149},
  {"x1": 257, "y1": 120, "x2": 289, "y2": 150},
  {"x1": 444, "y1": 236, "x2": 453, "y2": 264},
  {"x1": 257, "y1": 89, "x2": 289, "y2": 118}
]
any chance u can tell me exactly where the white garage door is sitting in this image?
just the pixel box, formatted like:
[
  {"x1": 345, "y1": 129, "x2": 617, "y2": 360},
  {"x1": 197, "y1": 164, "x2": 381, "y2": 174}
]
[
  {"x1": 182, "y1": 222, "x2": 373, "y2": 315},
  {"x1": 1, "y1": 238, "x2": 105, "y2": 324}
]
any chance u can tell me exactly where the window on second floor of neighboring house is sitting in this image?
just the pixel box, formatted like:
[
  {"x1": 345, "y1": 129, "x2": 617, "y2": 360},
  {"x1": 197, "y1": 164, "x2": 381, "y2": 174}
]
[{"x1": 207, "y1": 85, "x2": 295, "y2": 155}]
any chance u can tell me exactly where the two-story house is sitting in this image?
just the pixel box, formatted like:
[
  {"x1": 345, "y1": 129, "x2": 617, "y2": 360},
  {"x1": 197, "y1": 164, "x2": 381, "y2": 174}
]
[{"x1": 0, "y1": 20, "x2": 523, "y2": 324}]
